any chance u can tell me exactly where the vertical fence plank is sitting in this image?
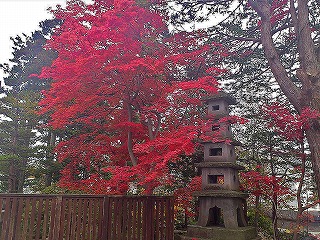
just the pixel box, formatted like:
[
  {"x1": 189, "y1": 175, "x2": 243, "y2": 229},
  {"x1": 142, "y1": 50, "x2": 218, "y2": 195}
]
[
  {"x1": 7, "y1": 197, "x2": 17, "y2": 240},
  {"x1": 60, "y1": 197, "x2": 68, "y2": 240},
  {"x1": 0, "y1": 197, "x2": 3, "y2": 236},
  {"x1": 121, "y1": 198, "x2": 127, "y2": 240},
  {"x1": 22, "y1": 198, "x2": 31, "y2": 240},
  {"x1": 28, "y1": 197, "x2": 37, "y2": 240},
  {"x1": 65, "y1": 198, "x2": 72, "y2": 239},
  {"x1": 34, "y1": 198, "x2": 43, "y2": 240},
  {"x1": 166, "y1": 197, "x2": 174, "y2": 240},
  {"x1": 75, "y1": 198, "x2": 83, "y2": 240},
  {"x1": 87, "y1": 199, "x2": 93, "y2": 239},
  {"x1": 1, "y1": 197, "x2": 10, "y2": 240},
  {"x1": 70, "y1": 199, "x2": 78, "y2": 240},
  {"x1": 137, "y1": 200, "x2": 141, "y2": 240},
  {"x1": 15, "y1": 197, "x2": 24, "y2": 240},
  {"x1": 42, "y1": 198, "x2": 50, "y2": 240},
  {"x1": 82, "y1": 198, "x2": 88, "y2": 240},
  {"x1": 145, "y1": 197, "x2": 154, "y2": 240},
  {"x1": 159, "y1": 198, "x2": 165, "y2": 239},
  {"x1": 132, "y1": 198, "x2": 137, "y2": 240},
  {"x1": 97, "y1": 198, "x2": 104, "y2": 239},
  {"x1": 116, "y1": 198, "x2": 122, "y2": 240},
  {"x1": 107, "y1": 197, "x2": 113, "y2": 240},
  {"x1": 92, "y1": 199, "x2": 98, "y2": 240},
  {"x1": 48, "y1": 197, "x2": 57, "y2": 240},
  {"x1": 127, "y1": 198, "x2": 133, "y2": 240},
  {"x1": 70, "y1": 198, "x2": 79, "y2": 240},
  {"x1": 52, "y1": 196, "x2": 62, "y2": 240},
  {"x1": 101, "y1": 196, "x2": 109, "y2": 240}
]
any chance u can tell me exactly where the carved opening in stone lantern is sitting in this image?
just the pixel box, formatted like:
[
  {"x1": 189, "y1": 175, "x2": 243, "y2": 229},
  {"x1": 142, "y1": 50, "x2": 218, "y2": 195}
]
[
  {"x1": 208, "y1": 174, "x2": 224, "y2": 184},
  {"x1": 207, "y1": 206, "x2": 224, "y2": 227},
  {"x1": 237, "y1": 207, "x2": 246, "y2": 227},
  {"x1": 212, "y1": 125, "x2": 220, "y2": 131},
  {"x1": 212, "y1": 105, "x2": 220, "y2": 111},
  {"x1": 209, "y1": 148, "x2": 222, "y2": 156}
]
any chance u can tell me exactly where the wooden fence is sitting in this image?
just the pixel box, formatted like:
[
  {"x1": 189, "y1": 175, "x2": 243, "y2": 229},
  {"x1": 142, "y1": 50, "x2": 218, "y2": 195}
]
[{"x1": 0, "y1": 194, "x2": 174, "y2": 240}]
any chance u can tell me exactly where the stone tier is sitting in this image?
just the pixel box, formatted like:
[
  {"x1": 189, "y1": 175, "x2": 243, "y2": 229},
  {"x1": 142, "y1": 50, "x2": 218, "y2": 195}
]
[
  {"x1": 200, "y1": 139, "x2": 242, "y2": 146},
  {"x1": 196, "y1": 162, "x2": 244, "y2": 170},
  {"x1": 203, "y1": 92, "x2": 237, "y2": 105},
  {"x1": 203, "y1": 113, "x2": 232, "y2": 120},
  {"x1": 193, "y1": 190, "x2": 249, "y2": 198}
]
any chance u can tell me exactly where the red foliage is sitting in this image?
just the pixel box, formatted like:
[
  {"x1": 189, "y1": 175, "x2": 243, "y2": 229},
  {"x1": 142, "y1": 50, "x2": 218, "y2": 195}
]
[
  {"x1": 174, "y1": 176, "x2": 202, "y2": 217},
  {"x1": 241, "y1": 168, "x2": 290, "y2": 200},
  {"x1": 38, "y1": 0, "x2": 222, "y2": 194},
  {"x1": 263, "y1": 103, "x2": 320, "y2": 142}
]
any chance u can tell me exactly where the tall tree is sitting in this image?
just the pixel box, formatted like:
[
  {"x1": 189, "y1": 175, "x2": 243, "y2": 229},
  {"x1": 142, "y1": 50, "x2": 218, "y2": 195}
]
[
  {"x1": 0, "y1": 19, "x2": 60, "y2": 192},
  {"x1": 37, "y1": 0, "x2": 223, "y2": 194},
  {"x1": 161, "y1": 0, "x2": 320, "y2": 197}
]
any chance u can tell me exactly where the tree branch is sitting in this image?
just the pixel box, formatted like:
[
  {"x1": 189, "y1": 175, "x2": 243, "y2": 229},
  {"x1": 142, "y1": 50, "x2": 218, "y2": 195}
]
[
  {"x1": 249, "y1": 0, "x2": 302, "y2": 111},
  {"x1": 127, "y1": 103, "x2": 138, "y2": 166},
  {"x1": 297, "y1": 0, "x2": 320, "y2": 77}
]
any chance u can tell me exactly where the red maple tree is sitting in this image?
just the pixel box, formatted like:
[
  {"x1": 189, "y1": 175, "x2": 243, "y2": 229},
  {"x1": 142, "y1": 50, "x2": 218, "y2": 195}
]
[{"x1": 37, "y1": 0, "x2": 224, "y2": 194}]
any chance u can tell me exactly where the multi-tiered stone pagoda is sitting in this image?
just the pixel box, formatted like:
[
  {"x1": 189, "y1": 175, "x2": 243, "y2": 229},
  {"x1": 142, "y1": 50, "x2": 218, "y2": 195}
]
[{"x1": 178, "y1": 92, "x2": 257, "y2": 240}]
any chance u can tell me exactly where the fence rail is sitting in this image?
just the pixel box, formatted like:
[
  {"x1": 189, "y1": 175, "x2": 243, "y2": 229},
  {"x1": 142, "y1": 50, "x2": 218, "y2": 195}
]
[{"x1": 0, "y1": 194, "x2": 174, "y2": 240}]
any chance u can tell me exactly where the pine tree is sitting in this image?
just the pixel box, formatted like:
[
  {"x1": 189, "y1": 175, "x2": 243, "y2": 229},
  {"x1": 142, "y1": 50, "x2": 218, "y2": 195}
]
[{"x1": 0, "y1": 19, "x2": 60, "y2": 192}]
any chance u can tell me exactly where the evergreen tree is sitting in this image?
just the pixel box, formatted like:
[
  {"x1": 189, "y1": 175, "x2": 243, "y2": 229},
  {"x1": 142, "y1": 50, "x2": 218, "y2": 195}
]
[{"x1": 0, "y1": 19, "x2": 60, "y2": 193}]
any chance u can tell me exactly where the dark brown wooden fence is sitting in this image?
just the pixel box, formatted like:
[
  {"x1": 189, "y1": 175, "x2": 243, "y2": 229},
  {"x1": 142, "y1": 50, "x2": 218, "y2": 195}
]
[{"x1": 0, "y1": 194, "x2": 174, "y2": 240}]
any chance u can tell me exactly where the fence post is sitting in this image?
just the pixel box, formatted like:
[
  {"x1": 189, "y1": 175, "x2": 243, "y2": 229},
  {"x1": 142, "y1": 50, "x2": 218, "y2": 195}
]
[
  {"x1": 145, "y1": 197, "x2": 154, "y2": 240},
  {"x1": 169, "y1": 197, "x2": 174, "y2": 240},
  {"x1": 101, "y1": 196, "x2": 110, "y2": 240},
  {"x1": 52, "y1": 196, "x2": 62, "y2": 240}
]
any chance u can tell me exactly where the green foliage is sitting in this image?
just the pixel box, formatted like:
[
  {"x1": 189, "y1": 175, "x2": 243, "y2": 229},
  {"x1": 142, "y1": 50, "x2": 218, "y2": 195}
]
[
  {"x1": 0, "y1": 19, "x2": 60, "y2": 192},
  {"x1": 247, "y1": 208, "x2": 273, "y2": 238},
  {"x1": 41, "y1": 183, "x2": 85, "y2": 195}
]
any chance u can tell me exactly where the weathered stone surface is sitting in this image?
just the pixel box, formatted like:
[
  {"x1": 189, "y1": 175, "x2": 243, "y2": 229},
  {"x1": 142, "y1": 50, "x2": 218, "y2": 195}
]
[
  {"x1": 203, "y1": 92, "x2": 237, "y2": 105},
  {"x1": 195, "y1": 162, "x2": 245, "y2": 170},
  {"x1": 193, "y1": 190, "x2": 249, "y2": 198},
  {"x1": 175, "y1": 226, "x2": 258, "y2": 240}
]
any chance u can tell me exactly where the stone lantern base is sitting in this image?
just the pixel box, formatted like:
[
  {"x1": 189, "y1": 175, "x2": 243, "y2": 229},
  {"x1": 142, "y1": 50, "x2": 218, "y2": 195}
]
[{"x1": 175, "y1": 225, "x2": 259, "y2": 240}]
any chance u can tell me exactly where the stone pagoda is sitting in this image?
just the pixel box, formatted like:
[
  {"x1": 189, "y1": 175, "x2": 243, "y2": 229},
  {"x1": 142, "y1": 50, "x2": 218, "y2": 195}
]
[{"x1": 177, "y1": 92, "x2": 257, "y2": 240}]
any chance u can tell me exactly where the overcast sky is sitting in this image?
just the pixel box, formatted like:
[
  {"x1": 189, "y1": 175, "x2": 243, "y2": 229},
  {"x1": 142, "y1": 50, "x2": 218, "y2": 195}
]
[
  {"x1": 0, "y1": 1, "x2": 65, "y2": 64},
  {"x1": 0, "y1": 0, "x2": 92, "y2": 82}
]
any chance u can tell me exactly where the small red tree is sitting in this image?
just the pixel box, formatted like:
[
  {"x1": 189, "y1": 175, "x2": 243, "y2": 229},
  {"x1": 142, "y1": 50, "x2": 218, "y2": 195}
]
[
  {"x1": 263, "y1": 103, "x2": 320, "y2": 240},
  {"x1": 37, "y1": 0, "x2": 223, "y2": 194},
  {"x1": 241, "y1": 103, "x2": 319, "y2": 238}
]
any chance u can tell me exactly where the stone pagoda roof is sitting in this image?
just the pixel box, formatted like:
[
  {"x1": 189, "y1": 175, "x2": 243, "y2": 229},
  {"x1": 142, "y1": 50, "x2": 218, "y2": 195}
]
[
  {"x1": 193, "y1": 190, "x2": 249, "y2": 198},
  {"x1": 195, "y1": 162, "x2": 245, "y2": 170},
  {"x1": 203, "y1": 91, "x2": 237, "y2": 105},
  {"x1": 200, "y1": 139, "x2": 242, "y2": 146}
]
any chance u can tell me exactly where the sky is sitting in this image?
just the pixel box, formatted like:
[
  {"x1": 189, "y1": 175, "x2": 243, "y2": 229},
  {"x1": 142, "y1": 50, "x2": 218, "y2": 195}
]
[
  {"x1": 0, "y1": 0, "x2": 92, "y2": 83},
  {"x1": 0, "y1": 0, "x2": 65, "y2": 64}
]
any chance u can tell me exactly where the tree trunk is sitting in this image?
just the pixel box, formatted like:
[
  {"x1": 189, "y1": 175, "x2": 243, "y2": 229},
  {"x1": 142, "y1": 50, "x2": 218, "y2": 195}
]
[
  {"x1": 250, "y1": 0, "x2": 320, "y2": 198},
  {"x1": 8, "y1": 120, "x2": 19, "y2": 193},
  {"x1": 45, "y1": 131, "x2": 56, "y2": 187},
  {"x1": 269, "y1": 137, "x2": 278, "y2": 240},
  {"x1": 293, "y1": 142, "x2": 306, "y2": 240},
  {"x1": 8, "y1": 164, "x2": 18, "y2": 193},
  {"x1": 306, "y1": 129, "x2": 320, "y2": 197},
  {"x1": 271, "y1": 199, "x2": 278, "y2": 240},
  {"x1": 254, "y1": 195, "x2": 260, "y2": 228},
  {"x1": 127, "y1": 103, "x2": 138, "y2": 166}
]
